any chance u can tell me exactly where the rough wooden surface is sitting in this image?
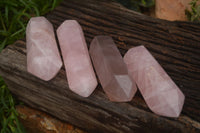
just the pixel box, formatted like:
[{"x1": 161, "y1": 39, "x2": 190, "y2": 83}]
[{"x1": 0, "y1": 0, "x2": 200, "y2": 132}]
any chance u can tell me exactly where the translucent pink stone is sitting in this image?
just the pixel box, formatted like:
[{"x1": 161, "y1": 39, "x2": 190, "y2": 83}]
[
  {"x1": 57, "y1": 20, "x2": 97, "y2": 97},
  {"x1": 26, "y1": 17, "x2": 62, "y2": 81},
  {"x1": 124, "y1": 45, "x2": 185, "y2": 117},
  {"x1": 89, "y1": 36, "x2": 137, "y2": 102}
]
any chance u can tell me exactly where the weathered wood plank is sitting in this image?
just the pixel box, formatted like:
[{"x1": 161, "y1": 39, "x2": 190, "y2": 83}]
[{"x1": 0, "y1": 0, "x2": 200, "y2": 132}]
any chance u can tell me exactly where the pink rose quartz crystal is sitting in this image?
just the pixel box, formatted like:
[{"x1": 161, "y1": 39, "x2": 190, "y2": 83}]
[
  {"x1": 124, "y1": 45, "x2": 185, "y2": 117},
  {"x1": 89, "y1": 36, "x2": 137, "y2": 102},
  {"x1": 26, "y1": 17, "x2": 62, "y2": 81},
  {"x1": 57, "y1": 20, "x2": 97, "y2": 97}
]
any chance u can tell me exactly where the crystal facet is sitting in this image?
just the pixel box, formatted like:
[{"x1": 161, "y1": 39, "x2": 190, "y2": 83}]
[
  {"x1": 57, "y1": 20, "x2": 97, "y2": 97},
  {"x1": 124, "y1": 45, "x2": 185, "y2": 117},
  {"x1": 26, "y1": 17, "x2": 62, "y2": 81},
  {"x1": 89, "y1": 36, "x2": 137, "y2": 102}
]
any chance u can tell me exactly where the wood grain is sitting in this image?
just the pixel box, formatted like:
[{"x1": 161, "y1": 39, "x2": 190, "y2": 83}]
[{"x1": 0, "y1": 0, "x2": 200, "y2": 132}]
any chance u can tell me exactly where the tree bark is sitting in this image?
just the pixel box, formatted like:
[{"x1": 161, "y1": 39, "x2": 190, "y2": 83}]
[{"x1": 0, "y1": 0, "x2": 199, "y2": 132}]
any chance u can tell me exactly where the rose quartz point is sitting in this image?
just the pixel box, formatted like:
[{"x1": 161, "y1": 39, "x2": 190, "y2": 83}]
[
  {"x1": 57, "y1": 20, "x2": 97, "y2": 97},
  {"x1": 26, "y1": 17, "x2": 62, "y2": 81},
  {"x1": 89, "y1": 36, "x2": 137, "y2": 102},
  {"x1": 124, "y1": 45, "x2": 185, "y2": 117}
]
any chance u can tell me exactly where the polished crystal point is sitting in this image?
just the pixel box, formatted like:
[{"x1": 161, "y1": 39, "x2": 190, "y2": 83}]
[
  {"x1": 89, "y1": 36, "x2": 137, "y2": 102},
  {"x1": 124, "y1": 45, "x2": 185, "y2": 117},
  {"x1": 26, "y1": 17, "x2": 62, "y2": 81},
  {"x1": 57, "y1": 20, "x2": 97, "y2": 97}
]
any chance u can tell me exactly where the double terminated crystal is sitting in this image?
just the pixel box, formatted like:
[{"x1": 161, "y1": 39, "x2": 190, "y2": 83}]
[
  {"x1": 90, "y1": 36, "x2": 137, "y2": 102},
  {"x1": 26, "y1": 17, "x2": 62, "y2": 81},
  {"x1": 57, "y1": 20, "x2": 97, "y2": 97},
  {"x1": 26, "y1": 17, "x2": 184, "y2": 117},
  {"x1": 124, "y1": 46, "x2": 185, "y2": 117}
]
